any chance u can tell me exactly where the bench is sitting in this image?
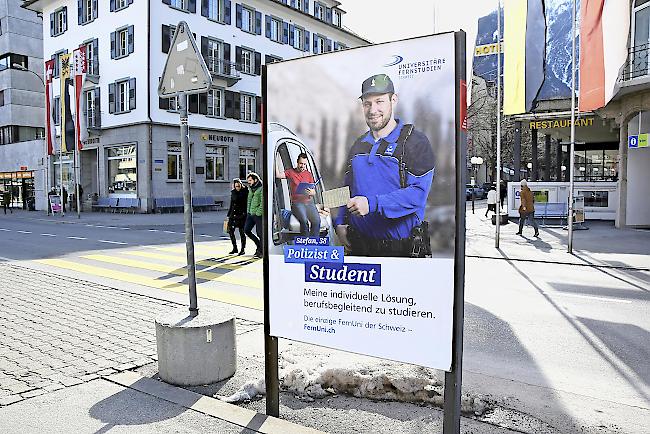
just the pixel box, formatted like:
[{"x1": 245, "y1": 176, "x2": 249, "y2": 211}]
[
  {"x1": 92, "y1": 197, "x2": 112, "y2": 212},
  {"x1": 115, "y1": 197, "x2": 140, "y2": 213},
  {"x1": 534, "y1": 202, "x2": 567, "y2": 226},
  {"x1": 155, "y1": 197, "x2": 225, "y2": 213}
]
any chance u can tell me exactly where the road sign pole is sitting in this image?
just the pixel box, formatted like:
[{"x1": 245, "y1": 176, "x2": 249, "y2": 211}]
[{"x1": 179, "y1": 91, "x2": 199, "y2": 317}]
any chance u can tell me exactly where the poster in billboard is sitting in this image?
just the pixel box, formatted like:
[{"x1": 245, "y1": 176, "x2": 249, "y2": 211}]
[{"x1": 265, "y1": 33, "x2": 459, "y2": 370}]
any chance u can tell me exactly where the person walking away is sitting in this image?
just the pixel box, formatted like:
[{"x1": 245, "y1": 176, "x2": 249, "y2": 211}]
[
  {"x1": 2, "y1": 189, "x2": 12, "y2": 214},
  {"x1": 500, "y1": 180, "x2": 507, "y2": 209},
  {"x1": 245, "y1": 173, "x2": 264, "y2": 258},
  {"x1": 516, "y1": 179, "x2": 539, "y2": 237},
  {"x1": 226, "y1": 178, "x2": 248, "y2": 255},
  {"x1": 276, "y1": 153, "x2": 320, "y2": 237},
  {"x1": 485, "y1": 185, "x2": 497, "y2": 218}
]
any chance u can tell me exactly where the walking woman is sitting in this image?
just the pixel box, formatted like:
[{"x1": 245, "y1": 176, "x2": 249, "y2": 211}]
[
  {"x1": 245, "y1": 172, "x2": 263, "y2": 258},
  {"x1": 226, "y1": 178, "x2": 248, "y2": 255}
]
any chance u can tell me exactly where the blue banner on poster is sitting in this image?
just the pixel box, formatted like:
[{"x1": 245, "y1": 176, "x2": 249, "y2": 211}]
[
  {"x1": 284, "y1": 245, "x2": 343, "y2": 263},
  {"x1": 305, "y1": 262, "x2": 381, "y2": 286}
]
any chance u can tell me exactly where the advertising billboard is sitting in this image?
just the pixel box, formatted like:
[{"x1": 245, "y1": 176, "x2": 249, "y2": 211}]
[{"x1": 265, "y1": 33, "x2": 460, "y2": 370}]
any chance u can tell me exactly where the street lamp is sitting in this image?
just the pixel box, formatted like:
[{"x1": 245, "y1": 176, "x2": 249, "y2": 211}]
[
  {"x1": 470, "y1": 156, "x2": 483, "y2": 214},
  {"x1": 12, "y1": 63, "x2": 45, "y2": 86}
]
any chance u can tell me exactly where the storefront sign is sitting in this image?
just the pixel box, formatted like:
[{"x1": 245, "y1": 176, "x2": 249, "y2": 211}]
[
  {"x1": 474, "y1": 42, "x2": 501, "y2": 57},
  {"x1": 201, "y1": 133, "x2": 236, "y2": 143},
  {"x1": 529, "y1": 117, "x2": 594, "y2": 129},
  {"x1": 20, "y1": 166, "x2": 28, "y2": 171},
  {"x1": 265, "y1": 33, "x2": 460, "y2": 370}
]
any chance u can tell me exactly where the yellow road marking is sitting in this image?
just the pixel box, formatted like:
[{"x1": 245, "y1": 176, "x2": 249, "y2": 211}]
[
  {"x1": 125, "y1": 250, "x2": 261, "y2": 271},
  {"x1": 37, "y1": 258, "x2": 263, "y2": 310},
  {"x1": 83, "y1": 254, "x2": 262, "y2": 289}
]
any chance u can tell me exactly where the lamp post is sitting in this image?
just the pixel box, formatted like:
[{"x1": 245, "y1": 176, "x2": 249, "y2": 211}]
[{"x1": 470, "y1": 156, "x2": 483, "y2": 214}]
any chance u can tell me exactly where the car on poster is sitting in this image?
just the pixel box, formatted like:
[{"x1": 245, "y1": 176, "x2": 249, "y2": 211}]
[{"x1": 265, "y1": 32, "x2": 463, "y2": 370}]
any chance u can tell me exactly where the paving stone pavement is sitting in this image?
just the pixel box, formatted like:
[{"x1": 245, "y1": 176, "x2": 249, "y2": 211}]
[{"x1": 0, "y1": 263, "x2": 262, "y2": 407}]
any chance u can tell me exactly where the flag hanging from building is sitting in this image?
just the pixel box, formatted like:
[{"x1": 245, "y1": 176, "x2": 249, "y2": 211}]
[
  {"x1": 44, "y1": 59, "x2": 56, "y2": 156},
  {"x1": 60, "y1": 53, "x2": 76, "y2": 153},
  {"x1": 72, "y1": 47, "x2": 87, "y2": 151},
  {"x1": 503, "y1": 0, "x2": 546, "y2": 115},
  {"x1": 579, "y1": 0, "x2": 630, "y2": 112}
]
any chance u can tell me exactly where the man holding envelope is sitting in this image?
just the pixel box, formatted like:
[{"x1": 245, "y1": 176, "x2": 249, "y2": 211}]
[{"x1": 276, "y1": 153, "x2": 321, "y2": 237}]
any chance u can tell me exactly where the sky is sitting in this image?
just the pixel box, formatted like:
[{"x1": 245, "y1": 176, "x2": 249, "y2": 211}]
[{"x1": 341, "y1": 0, "x2": 496, "y2": 47}]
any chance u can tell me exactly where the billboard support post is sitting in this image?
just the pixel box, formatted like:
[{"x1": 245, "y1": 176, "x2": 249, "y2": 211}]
[
  {"x1": 262, "y1": 65, "x2": 280, "y2": 417},
  {"x1": 443, "y1": 30, "x2": 467, "y2": 434}
]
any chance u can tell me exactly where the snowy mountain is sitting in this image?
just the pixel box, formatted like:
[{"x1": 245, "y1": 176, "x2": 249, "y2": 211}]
[{"x1": 472, "y1": 0, "x2": 579, "y2": 102}]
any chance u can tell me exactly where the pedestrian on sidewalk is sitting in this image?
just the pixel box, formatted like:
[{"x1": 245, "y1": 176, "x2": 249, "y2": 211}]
[
  {"x1": 2, "y1": 189, "x2": 12, "y2": 214},
  {"x1": 47, "y1": 187, "x2": 56, "y2": 215},
  {"x1": 516, "y1": 179, "x2": 539, "y2": 237},
  {"x1": 245, "y1": 172, "x2": 264, "y2": 258},
  {"x1": 500, "y1": 180, "x2": 507, "y2": 209},
  {"x1": 485, "y1": 184, "x2": 497, "y2": 218},
  {"x1": 226, "y1": 178, "x2": 248, "y2": 255}
]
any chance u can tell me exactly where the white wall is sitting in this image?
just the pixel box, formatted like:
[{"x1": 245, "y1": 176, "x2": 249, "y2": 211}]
[{"x1": 625, "y1": 147, "x2": 650, "y2": 226}]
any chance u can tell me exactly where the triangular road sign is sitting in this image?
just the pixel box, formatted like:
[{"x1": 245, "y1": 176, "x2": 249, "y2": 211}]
[{"x1": 158, "y1": 21, "x2": 212, "y2": 97}]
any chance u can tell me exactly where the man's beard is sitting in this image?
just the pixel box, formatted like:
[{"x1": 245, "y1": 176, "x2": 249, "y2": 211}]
[{"x1": 366, "y1": 110, "x2": 392, "y2": 132}]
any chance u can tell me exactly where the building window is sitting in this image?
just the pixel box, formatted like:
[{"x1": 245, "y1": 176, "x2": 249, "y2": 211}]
[
  {"x1": 207, "y1": 88, "x2": 224, "y2": 117},
  {"x1": 313, "y1": 34, "x2": 327, "y2": 54},
  {"x1": 333, "y1": 9, "x2": 341, "y2": 27},
  {"x1": 334, "y1": 41, "x2": 347, "y2": 51},
  {"x1": 293, "y1": 26, "x2": 304, "y2": 50},
  {"x1": 239, "y1": 149, "x2": 256, "y2": 179},
  {"x1": 79, "y1": 0, "x2": 97, "y2": 25},
  {"x1": 0, "y1": 90, "x2": 4, "y2": 107},
  {"x1": 119, "y1": 28, "x2": 128, "y2": 57},
  {"x1": 206, "y1": 39, "x2": 223, "y2": 74},
  {"x1": 265, "y1": 55, "x2": 282, "y2": 64},
  {"x1": 168, "y1": 95, "x2": 178, "y2": 111},
  {"x1": 240, "y1": 94, "x2": 254, "y2": 122},
  {"x1": 314, "y1": 2, "x2": 325, "y2": 20},
  {"x1": 53, "y1": 97, "x2": 61, "y2": 125},
  {"x1": 296, "y1": 0, "x2": 304, "y2": 10},
  {"x1": 109, "y1": 78, "x2": 135, "y2": 114},
  {"x1": 111, "y1": 26, "x2": 134, "y2": 59},
  {"x1": 206, "y1": 0, "x2": 225, "y2": 21},
  {"x1": 0, "y1": 53, "x2": 28, "y2": 71},
  {"x1": 85, "y1": 88, "x2": 100, "y2": 128},
  {"x1": 115, "y1": 0, "x2": 130, "y2": 10},
  {"x1": 84, "y1": 39, "x2": 99, "y2": 75},
  {"x1": 168, "y1": 142, "x2": 182, "y2": 180},
  {"x1": 107, "y1": 145, "x2": 137, "y2": 194},
  {"x1": 270, "y1": 17, "x2": 281, "y2": 42},
  {"x1": 50, "y1": 7, "x2": 67, "y2": 37},
  {"x1": 241, "y1": 5, "x2": 254, "y2": 33},
  {"x1": 241, "y1": 48, "x2": 254, "y2": 74},
  {"x1": 51, "y1": 51, "x2": 67, "y2": 78},
  {"x1": 170, "y1": 0, "x2": 188, "y2": 11},
  {"x1": 205, "y1": 146, "x2": 226, "y2": 181},
  {"x1": 578, "y1": 190, "x2": 609, "y2": 208}
]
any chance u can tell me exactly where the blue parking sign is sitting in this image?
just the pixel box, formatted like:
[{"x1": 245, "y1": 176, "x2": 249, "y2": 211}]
[{"x1": 628, "y1": 135, "x2": 639, "y2": 148}]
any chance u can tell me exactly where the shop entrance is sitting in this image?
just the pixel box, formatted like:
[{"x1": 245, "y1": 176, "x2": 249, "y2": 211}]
[{"x1": 0, "y1": 171, "x2": 35, "y2": 210}]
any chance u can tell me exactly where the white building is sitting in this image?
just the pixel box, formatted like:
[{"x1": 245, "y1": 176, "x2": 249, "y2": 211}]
[{"x1": 23, "y1": 0, "x2": 367, "y2": 211}]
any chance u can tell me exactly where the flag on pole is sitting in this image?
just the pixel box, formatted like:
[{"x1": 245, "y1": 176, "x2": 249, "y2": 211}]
[
  {"x1": 72, "y1": 47, "x2": 87, "y2": 151},
  {"x1": 503, "y1": 0, "x2": 546, "y2": 115},
  {"x1": 44, "y1": 60, "x2": 56, "y2": 156},
  {"x1": 578, "y1": 0, "x2": 630, "y2": 112},
  {"x1": 60, "y1": 53, "x2": 75, "y2": 153}
]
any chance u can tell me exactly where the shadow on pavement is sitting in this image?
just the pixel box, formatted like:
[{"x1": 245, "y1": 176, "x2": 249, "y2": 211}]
[
  {"x1": 88, "y1": 377, "x2": 194, "y2": 434},
  {"x1": 549, "y1": 282, "x2": 650, "y2": 301},
  {"x1": 576, "y1": 317, "x2": 650, "y2": 387}
]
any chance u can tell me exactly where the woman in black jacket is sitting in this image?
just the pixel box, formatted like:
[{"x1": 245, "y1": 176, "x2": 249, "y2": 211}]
[{"x1": 227, "y1": 178, "x2": 248, "y2": 255}]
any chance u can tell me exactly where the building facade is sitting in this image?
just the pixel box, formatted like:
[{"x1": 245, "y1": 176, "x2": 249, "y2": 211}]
[
  {"x1": 24, "y1": 0, "x2": 367, "y2": 211},
  {"x1": 0, "y1": 0, "x2": 45, "y2": 210}
]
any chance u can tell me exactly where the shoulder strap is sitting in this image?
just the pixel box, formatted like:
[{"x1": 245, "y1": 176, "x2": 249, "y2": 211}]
[{"x1": 398, "y1": 124, "x2": 414, "y2": 188}]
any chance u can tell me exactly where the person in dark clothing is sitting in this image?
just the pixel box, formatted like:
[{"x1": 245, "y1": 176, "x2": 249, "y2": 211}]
[
  {"x1": 2, "y1": 190, "x2": 11, "y2": 214},
  {"x1": 244, "y1": 172, "x2": 264, "y2": 259},
  {"x1": 62, "y1": 186, "x2": 68, "y2": 212},
  {"x1": 500, "y1": 180, "x2": 507, "y2": 208},
  {"x1": 227, "y1": 178, "x2": 248, "y2": 255},
  {"x1": 47, "y1": 188, "x2": 56, "y2": 215}
]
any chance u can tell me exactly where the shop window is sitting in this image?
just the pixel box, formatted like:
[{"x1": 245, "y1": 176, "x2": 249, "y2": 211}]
[
  {"x1": 168, "y1": 142, "x2": 182, "y2": 180},
  {"x1": 107, "y1": 145, "x2": 137, "y2": 194},
  {"x1": 205, "y1": 146, "x2": 226, "y2": 181},
  {"x1": 578, "y1": 190, "x2": 609, "y2": 208},
  {"x1": 239, "y1": 148, "x2": 256, "y2": 179}
]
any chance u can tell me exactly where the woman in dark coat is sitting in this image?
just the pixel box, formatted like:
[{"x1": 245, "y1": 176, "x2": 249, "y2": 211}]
[{"x1": 227, "y1": 178, "x2": 248, "y2": 255}]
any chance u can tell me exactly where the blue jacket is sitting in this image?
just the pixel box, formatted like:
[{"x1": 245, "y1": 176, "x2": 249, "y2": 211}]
[{"x1": 334, "y1": 120, "x2": 435, "y2": 240}]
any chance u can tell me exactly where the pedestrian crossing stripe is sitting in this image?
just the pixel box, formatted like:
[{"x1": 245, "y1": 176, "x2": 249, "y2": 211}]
[
  {"x1": 82, "y1": 254, "x2": 262, "y2": 289},
  {"x1": 126, "y1": 250, "x2": 262, "y2": 271},
  {"x1": 37, "y1": 258, "x2": 263, "y2": 310}
]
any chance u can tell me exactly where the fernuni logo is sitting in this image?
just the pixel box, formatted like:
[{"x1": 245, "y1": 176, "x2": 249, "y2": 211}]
[
  {"x1": 383, "y1": 55, "x2": 403, "y2": 67},
  {"x1": 397, "y1": 57, "x2": 447, "y2": 79}
]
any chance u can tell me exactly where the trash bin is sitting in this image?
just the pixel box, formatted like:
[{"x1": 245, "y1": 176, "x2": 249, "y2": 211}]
[{"x1": 492, "y1": 214, "x2": 508, "y2": 225}]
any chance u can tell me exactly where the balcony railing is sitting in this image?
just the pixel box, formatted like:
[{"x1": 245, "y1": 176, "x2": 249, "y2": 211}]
[
  {"x1": 619, "y1": 43, "x2": 650, "y2": 82},
  {"x1": 205, "y1": 56, "x2": 240, "y2": 86}
]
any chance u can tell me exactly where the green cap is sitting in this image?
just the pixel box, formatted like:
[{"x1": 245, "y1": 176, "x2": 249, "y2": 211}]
[{"x1": 359, "y1": 74, "x2": 395, "y2": 98}]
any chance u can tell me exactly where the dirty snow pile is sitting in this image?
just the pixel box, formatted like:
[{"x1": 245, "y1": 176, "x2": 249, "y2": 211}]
[{"x1": 221, "y1": 345, "x2": 488, "y2": 415}]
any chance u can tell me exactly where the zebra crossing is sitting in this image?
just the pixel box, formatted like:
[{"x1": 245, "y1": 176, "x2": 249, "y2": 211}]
[{"x1": 37, "y1": 240, "x2": 264, "y2": 310}]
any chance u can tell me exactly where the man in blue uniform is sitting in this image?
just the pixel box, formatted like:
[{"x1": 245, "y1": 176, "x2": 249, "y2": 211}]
[{"x1": 334, "y1": 74, "x2": 434, "y2": 257}]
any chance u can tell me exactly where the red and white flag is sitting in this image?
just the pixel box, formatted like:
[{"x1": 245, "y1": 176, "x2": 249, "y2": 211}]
[
  {"x1": 579, "y1": 0, "x2": 630, "y2": 112},
  {"x1": 72, "y1": 47, "x2": 87, "y2": 150},
  {"x1": 44, "y1": 59, "x2": 56, "y2": 156}
]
